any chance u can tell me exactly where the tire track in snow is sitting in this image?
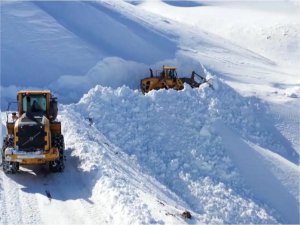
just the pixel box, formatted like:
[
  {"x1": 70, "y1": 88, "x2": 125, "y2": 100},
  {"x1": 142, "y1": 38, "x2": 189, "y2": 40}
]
[
  {"x1": 47, "y1": 183, "x2": 92, "y2": 224},
  {"x1": 35, "y1": 151, "x2": 102, "y2": 225},
  {"x1": 0, "y1": 171, "x2": 8, "y2": 225},
  {"x1": 1, "y1": 171, "x2": 23, "y2": 225},
  {"x1": 18, "y1": 192, "x2": 42, "y2": 225},
  {"x1": 29, "y1": 168, "x2": 91, "y2": 225},
  {"x1": 35, "y1": 194, "x2": 74, "y2": 225},
  {"x1": 1, "y1": 167, "x2": 45, "y2": 225},
  {"x1": 17, "y1": 170, "x2": 42, "y2": 225}
]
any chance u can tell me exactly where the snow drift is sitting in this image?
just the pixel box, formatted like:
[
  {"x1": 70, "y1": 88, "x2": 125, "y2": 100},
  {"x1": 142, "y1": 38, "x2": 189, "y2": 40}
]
[{"x1": 64, "y1": 78, "x2": 299, "y2": 223}]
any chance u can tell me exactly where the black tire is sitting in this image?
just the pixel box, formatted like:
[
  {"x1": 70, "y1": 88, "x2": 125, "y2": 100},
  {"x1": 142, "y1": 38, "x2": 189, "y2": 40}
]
[
  {"x1": 3, "y1": 161, "x2": 19, "y2": 174},
  {"x1": 2, "y1": 136, "x2": 19, "y2": 174},
  {"x1": 49, "y1": 134, "x2": 65, "y2": 173}
]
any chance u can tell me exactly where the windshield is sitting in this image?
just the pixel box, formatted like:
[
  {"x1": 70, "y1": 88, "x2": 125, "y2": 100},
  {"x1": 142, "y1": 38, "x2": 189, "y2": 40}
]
[
  {"x1": 167, "y1": 69, "x2": 177, "y2": 79},
  {"x1": 22, "y1": 94, "x2": 47, "y2": 113}
]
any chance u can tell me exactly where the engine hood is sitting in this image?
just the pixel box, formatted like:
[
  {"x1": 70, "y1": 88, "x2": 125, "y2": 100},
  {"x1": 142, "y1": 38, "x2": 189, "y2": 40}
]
[{"x1": 14, "y1": 113, "x2": 49, "y2": 151}]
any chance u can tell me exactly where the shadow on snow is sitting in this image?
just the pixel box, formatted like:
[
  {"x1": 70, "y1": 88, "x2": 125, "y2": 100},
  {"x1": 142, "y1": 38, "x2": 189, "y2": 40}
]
[{"x1": 6, "y1": 149, "x2": 97, "y2": 203}]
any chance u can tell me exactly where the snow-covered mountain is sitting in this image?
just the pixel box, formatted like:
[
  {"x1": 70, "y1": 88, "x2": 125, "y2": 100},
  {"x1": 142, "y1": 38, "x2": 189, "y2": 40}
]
[{"x1": 1, "y1": 0, "x2": 299, "y2": 224}]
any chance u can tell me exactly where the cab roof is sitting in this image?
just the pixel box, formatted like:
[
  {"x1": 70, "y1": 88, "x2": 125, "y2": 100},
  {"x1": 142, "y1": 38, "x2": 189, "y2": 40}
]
[
  {"x1": 162, "y1": 66, "x2": 177, "y2": 70},
  {"x1": 18, "y1": 90, "x2": 52, "y2": 95}
]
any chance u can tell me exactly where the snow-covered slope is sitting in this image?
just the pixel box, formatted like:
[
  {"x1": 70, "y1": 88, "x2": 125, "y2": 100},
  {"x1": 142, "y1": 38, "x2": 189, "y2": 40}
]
[
  {"x1": 3, "y1": 0, "x2": 299, "y2": 106},
  {"x1": 138, "y1": 0, "x2": 300, "y2": 67},
  {"x1": 1, "y1": 82, "x2": 293, "y2": 224},
  {"x1": 0, "y1": 109, "x2": 192, "y2": 225},
  {"x1": 1, "y1": 1, "x2": 176, "y2": 103},
  {"x1": 2, "y1": 79, "x2": 299, "y2": 224},
  {"x1": 1, "y1": 0, "x2": 299, "y2": 224}
]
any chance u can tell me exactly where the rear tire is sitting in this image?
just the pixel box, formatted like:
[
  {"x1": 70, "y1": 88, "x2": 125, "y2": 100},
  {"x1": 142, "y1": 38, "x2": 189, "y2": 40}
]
[{"x1": 49, "y1": 134, "x2": 65, "y2": 173}]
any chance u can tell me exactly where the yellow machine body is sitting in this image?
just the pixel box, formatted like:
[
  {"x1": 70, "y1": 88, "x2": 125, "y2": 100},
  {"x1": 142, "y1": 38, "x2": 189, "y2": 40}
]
[
  {"x1": 141, "y1": 66, "x2": 184, "y2": 94},
  {"x1": 3, "y1": 90, "x2": 62, "y2": 166}
]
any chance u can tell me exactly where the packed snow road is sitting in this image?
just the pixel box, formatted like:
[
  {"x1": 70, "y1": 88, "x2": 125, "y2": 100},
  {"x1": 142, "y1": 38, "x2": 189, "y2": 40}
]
[{"x1": 0, "y1": 158, "x2": 97, "y2": 225}]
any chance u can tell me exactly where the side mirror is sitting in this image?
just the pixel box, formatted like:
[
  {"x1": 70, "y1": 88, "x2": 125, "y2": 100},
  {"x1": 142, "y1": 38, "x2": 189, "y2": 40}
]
[{"x1": 49, "y1": 97, "x2": 58, "y2": 121}]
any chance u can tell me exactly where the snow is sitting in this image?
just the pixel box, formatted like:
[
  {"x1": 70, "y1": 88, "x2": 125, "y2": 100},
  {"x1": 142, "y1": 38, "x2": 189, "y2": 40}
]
[
  {"x1": 214, "y1": 121, "x2": 299, "y2": 223},
  {"x1": 50, "y1": 57, "x2": 147, "y2": 102},
  {"x1": 68, "y1": 77, "x2": 298, "y2": 223},
  {"x1": 138, "y1": 0, "x2": 300, "y2": 67},
  {"x1": 1, "y1": 1, "x2": 176, "y2": 106},
  {"x1": 1, "y1": 0, "x2": 299, "y2": 224}
]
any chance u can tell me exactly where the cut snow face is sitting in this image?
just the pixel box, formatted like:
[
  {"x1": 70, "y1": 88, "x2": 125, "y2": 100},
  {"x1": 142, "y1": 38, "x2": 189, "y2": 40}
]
[
  {"x1": 0, "y1": 116, "x2": 7, "y2": 149},
  {"x1": 0, "y1": 1, "x2": 177, "y2": 107},
  {"x1": 49, "y1": 54, "x2": 207, "y2": 103},
  {"x1": 2, "y1": 0, "x2": 299, "y2": 110},
  {"x1": 47, "y1": 53, "x2": 204, "y2": 105},
  {"x1": 65, "y1": 78, "x2": 299, "y2": 223},
  {"x1": 49, "y1": 57, "x2": 147, "y2": 103}
]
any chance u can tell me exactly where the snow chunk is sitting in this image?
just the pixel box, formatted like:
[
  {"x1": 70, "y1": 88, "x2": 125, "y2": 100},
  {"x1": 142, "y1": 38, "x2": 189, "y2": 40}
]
[{"x1": 67, "y1": 77, "x2": 287, "y2": 223}]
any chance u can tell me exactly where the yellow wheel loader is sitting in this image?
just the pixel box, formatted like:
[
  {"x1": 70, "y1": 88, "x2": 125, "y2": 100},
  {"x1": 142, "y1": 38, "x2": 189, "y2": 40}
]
[
  {"x1": 1, "y1": 90, "x2": 65, "y2": 173},
  {"x1": 140, "y1": 66, "x2": 184, "y2": 94},
  {"x1": 140, "y1": 65, "x2": 213, "y2": 94}
]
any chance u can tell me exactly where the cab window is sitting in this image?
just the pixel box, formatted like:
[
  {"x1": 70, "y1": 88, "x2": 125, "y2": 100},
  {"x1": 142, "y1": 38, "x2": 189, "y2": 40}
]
[
  {"x1": 167, "y1": 69, "x2": 177, "y2": 79},
  {"x1": 22, "y1": 94, "x2": 47, "y2": 113}
]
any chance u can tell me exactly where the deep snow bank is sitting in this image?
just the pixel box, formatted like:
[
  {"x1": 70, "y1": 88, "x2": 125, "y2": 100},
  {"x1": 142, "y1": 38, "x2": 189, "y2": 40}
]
[
  {"x1": 50, "y1": 57, "x2": 147, "y2": 103},
  {"x1": 0, "y1": 119, "x2": 6, "y2": 149},
  {"x1": 0, "y1": 0, "x2": 176, "y2": 108},
  {"x1": 63, "y1": 78, "x2": 300, "y2": 223},
  {"x1": 50, "y1": 54, "x2": 208, "y2": 103},
  {"x1": 1, "y1": 1, "x2": 175, "y2": 87},
  {"x1": 4, "y1": 0, "x2": 296, "y2": 110},
  {"x1": 59, "y1": 108, "x2": 191, "y2": 225}
]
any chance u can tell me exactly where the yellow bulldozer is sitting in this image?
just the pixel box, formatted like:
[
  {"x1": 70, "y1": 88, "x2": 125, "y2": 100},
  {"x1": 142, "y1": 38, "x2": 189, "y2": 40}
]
[
  {"x1": 1, "y1": 90, "x2": 65, "y2": 173},
  {"x1": 140, "y1": 65, "x2": 212, "y2": 94}
]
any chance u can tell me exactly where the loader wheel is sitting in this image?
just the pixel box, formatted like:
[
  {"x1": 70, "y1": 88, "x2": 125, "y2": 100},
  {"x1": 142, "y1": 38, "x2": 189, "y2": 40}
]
[
  {"x1": 49, "y1": 134, "x2": 65, "y2": 173},
  {"x1": 2, "y1": 161, "x2": 19, "y2": 174},
  {"x1": 2, "y1": 136, "x2": 19, "y2": 174}
]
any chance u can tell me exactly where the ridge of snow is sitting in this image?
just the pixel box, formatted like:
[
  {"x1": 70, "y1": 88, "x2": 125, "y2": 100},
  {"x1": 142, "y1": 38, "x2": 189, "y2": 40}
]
[{"x1": 64, "y1": 78, "x2": 299, "y2": 223}]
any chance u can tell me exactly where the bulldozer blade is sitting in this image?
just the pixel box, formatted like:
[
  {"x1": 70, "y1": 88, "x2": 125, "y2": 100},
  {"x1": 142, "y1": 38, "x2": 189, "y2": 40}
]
[{"x1": 180, "y1": 77, "x2": 214, "y2": 90}]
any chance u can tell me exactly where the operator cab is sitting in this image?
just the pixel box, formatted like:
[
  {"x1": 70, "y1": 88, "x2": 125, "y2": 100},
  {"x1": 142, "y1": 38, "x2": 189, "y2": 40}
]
[
  {"x1": 22, "y1": 93, "x2": 47, "y2": 116},
  {"x1": 16, "y1": 90, "x2": 58, "y2": 121},
  {"x1": 162, "y1": 66, "x2": 178, "y2": 80}
]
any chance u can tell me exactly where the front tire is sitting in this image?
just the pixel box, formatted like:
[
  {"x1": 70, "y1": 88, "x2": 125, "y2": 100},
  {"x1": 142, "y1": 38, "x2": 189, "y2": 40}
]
[
  {"x1": 3, "y1": 161, "x2": 19, "y2": 174},
  {"x1": 49, "y1": 134, "x2": 65, "y2": 173},
  {"x1": 2, "y1": 136, "x2": 19, "y2": 174}
]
